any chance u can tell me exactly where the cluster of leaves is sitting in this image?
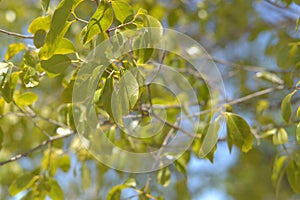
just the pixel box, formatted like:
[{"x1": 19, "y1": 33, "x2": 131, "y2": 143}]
[{"x1": 0, "y1": 0, "x2": 300, "y2": 199}]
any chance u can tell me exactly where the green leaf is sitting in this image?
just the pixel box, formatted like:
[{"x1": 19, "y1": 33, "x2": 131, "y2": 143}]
[
  {"x1": 296, "y1": 106, "x2": 300, "y2": 118},
  {"x1": 9, "y1": 174, "x2": 39, "y2": 196},
  {"x1": 102, "y1": 77, "x2": 114, "y2": 117},
  {"x1": 255, "y1": 71, "x2": 284, "y2": 85},
  {"x1": 156, "y1": 167, "x2": 172, "y2": 187},
  {"x1": 54, "y1": 38, "x2": 76, "y2": 55},
  {"x1": 34, "y1": 29, "x2": 46, "y2": 48},
  {"x1": 296, "y1": 123, "x2": 300, "y2": 145},
  {"x1": 107, "y1": 178, "x2": 136, "y2": 200},
  {"x1": 0, "y1": 126, "x2": 3, "y2": 151},
  {"x1": 287, "y1": 160, "x2": 300, "y2": 193},
  {"x1": 56, "y1": 154, "x2": 71, "y2": 172},
  {"x1": 0, "y1": 98, "x2": 5, "y2": 115},
  {"x1": 281, "y1": 90, "x2": 296, "y2": 123},
  {"x1": 271, "y1": 155, "x2": 287, "y2": 193},
  {"x1": 28, "y1": 15, "x2": 51, "y2": 34},
  {"x1": 123, "y1": 178, "x2": 136, "y2": 187},
  {"x1": 81, "y1": 1, "x2": 113, "y2": 44},
  {"x1": 1, "y1": 71, "x2": 20, "y2": 103},
  {"x1": 225, "y1": 112, "x2": 254, "y2": 152},
  {"x1": 62, "y1": 80, "x2": 74, "y2": 103},
  {"x1": 198, "y1": 118, "x2": 220, "y2": 158},
  {"x1": 118, "y1": 71, "x2": 139, "y2": 110},
  {"x1": 15, "y1": 92, "x2": 38, "y2": 106},
  {"x1": 48, "y1": 178, "x2": 64, "y2": 200},
  {"x1": 272, "y1": 128, "x2": 288, "y2": 145},
  {"x1": 81, "y1": 162, "x2": 91, "y2": 191},
  {"x1": 6, "y1": 43, "x2": 26, "y2": 60},
  {"x1": 46, "y1": 0, "x2": 73, "y2": 45},
  {"x1": 41, "y1": 0, "x2": 50, "y2": 12},
  {"x1": 40, "y1": 54, "x2": 71, "y2": 75},
  {"x1": 111, "y1": 0, "x2": 133, "y2": 23}
]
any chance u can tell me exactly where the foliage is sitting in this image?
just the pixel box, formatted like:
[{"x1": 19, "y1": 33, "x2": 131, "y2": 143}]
[{"x1": 0, "y1": 0, "x2": 299, "y2": 199}]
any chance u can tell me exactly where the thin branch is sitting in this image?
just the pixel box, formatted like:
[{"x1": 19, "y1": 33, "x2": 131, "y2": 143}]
[
  {"x1": 0, "y1": 28, "x2": 34, "y2": 39},
  {"x1": 14, "y1": 102, "x2": 51, "y2": 138},
  {"x1": 0, "y1": 131, "x2": 76, "y2": 166},
  {"x1": 94, "y1": 0, "x2": 99, "y2": 7},
  {"x1": 226, "y1": 85, "x2": 284, "y2": 106},
  {"x1": 107, "y1": 20, "x2": 135, "y2": 33}
]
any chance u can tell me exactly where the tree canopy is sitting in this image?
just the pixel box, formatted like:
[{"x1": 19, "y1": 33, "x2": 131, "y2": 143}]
[{"x1": 0, "y1": 0, "x2": 299, "y2": 199}]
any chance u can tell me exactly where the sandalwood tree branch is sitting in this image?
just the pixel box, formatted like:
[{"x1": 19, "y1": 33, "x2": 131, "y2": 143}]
[
  {"x1": 0, "y1": 28, "x2": 34, "y2": 39},
  {"x1": 0, "y1": 131, "x2": 76, "y2": 166}
]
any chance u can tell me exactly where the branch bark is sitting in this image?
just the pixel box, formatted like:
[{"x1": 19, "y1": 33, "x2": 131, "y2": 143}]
[
  {"x1": 0, "y1": 28, "x2": 34, "y2": 39},
  {"x1": 0, "y1": 131, "x2": 76, "y2": 166}
]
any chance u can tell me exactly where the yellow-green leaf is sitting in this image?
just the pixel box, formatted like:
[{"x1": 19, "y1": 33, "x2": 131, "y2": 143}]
[
  {"x1": 48, "y1": 178, "x2": 64, "y2": 200},
  {"x1": 40, "y1": 54, "x2": 71, "y2": 75},
  {"x1": 225, "y1": 112, "x2": 254, "y2": 152},
  {"x1": 81, "y1": 162, "x2": 91, "y2": 191},
  {"x1": 41, "y1": 0, "x2": 50, "y2": 12},
  {"x1": 9, "y1": 174, "x2": 39, "y2": 196},
  {"x1": 6, "y1": 43, "x2": 26, "y2": 60},
  {"x1": 296, "y1": 123, "x2": 300, "y2": 145},
  {"x1": 272, "y1": 128, "x2": 288, "y2": 145},
  {"x1": 271, "y1": 155, "x2": 287, "y2": 193},
  {"x1": 46, "y1": 0, "x2": 73, "y2": 45},
  {"x1": 54, "y1": 38, "x2": 75, "y2": 55},
  {"x1": 0, "y1": 126, "x2": 3, "y2": 151},
  {"x1": 15, "y1": 92, "x2": 38, "y2": 106},
  {"x1": 111, "y1": 0, "x2": 133, "y2": 23},
  {"x1": 81, "y1": 1, "x2": 113, "y2": 44},
  {"x1": 156, "y1": 167, "x2": 172, "y2": 187},
  {"x1": 287, "y1": 160, "x2": 300, "y2": 193},
  {"x1": 281, "y1": 90, "x2": 296, "y2": 123},
  {"x1": 28, "y1": 15, "x2": 51, "y2": 34}
]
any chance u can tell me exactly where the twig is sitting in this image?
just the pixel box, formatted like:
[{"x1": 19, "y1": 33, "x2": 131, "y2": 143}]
[
  {"x1": 0, "y1": 28, "x2": 34, "y2": 39},
  {"x1": 107, "y1": 20, "x2": 135, "y2": 33},
  {"x1": 0, "y1": 131, "x2": 76, "y2": 166},
  {"x1": 13, "y1": 102, "x2": 51, "y2": 138},
  {"x1": 226, "y1": 85, "x2": 284, "y2": 106}
]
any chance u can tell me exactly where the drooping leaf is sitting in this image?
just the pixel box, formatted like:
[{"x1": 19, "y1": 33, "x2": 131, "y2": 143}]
[
  {"x1": 225, "y1": 112, "x2": 254, "y2": 152},
  {"x1": 297, "y1": 106, "x2": 300, "y2": 118},
  {"x1": 48, "y1": 178, "x2": 64, "y2": 200},
  {"x1": 272, "y1": 128, "x2": 288, "y2": 145},
  {"x1": 15, "y1": 92, "x2": 38, "y2": 106},
  {"x1": 81, "y1": 1, "x2": 113, "y2": 44},
  {"x1": 40, "y1": 54, "x2": 71, "y2": 75},
  {"x1": 28, "y1": 15, "x2": 51, "y2": 34},
  {"x1": 281, "y1": 90, "x2": 296, "y2": 123},
  {"x1": 5, "y1": 43, "x2": 26, "y2": 60},
  {"x1": 271, "y1": 155, "x2": 287, "y2": 194},
  {"x1": 287, "y1": 160, "x2": 300, "y2": 193},
  {"x1": 9, "y1": 174, "x2": 39, "y2": 196},
  {"x1": 156, "y1": 167, "x2": 172, "y2": 187},
  {"x1": 111, "y1": 0, "x2": 133, "y2": 23}
]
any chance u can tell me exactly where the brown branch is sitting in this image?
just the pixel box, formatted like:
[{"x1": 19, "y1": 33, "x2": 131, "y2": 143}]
[
  {"x1": 0, "y1": 28, "x2": 34, "y2": 39},
  {"x1": 0, "y1": 131, "x2": 76, "y2": 166}
]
